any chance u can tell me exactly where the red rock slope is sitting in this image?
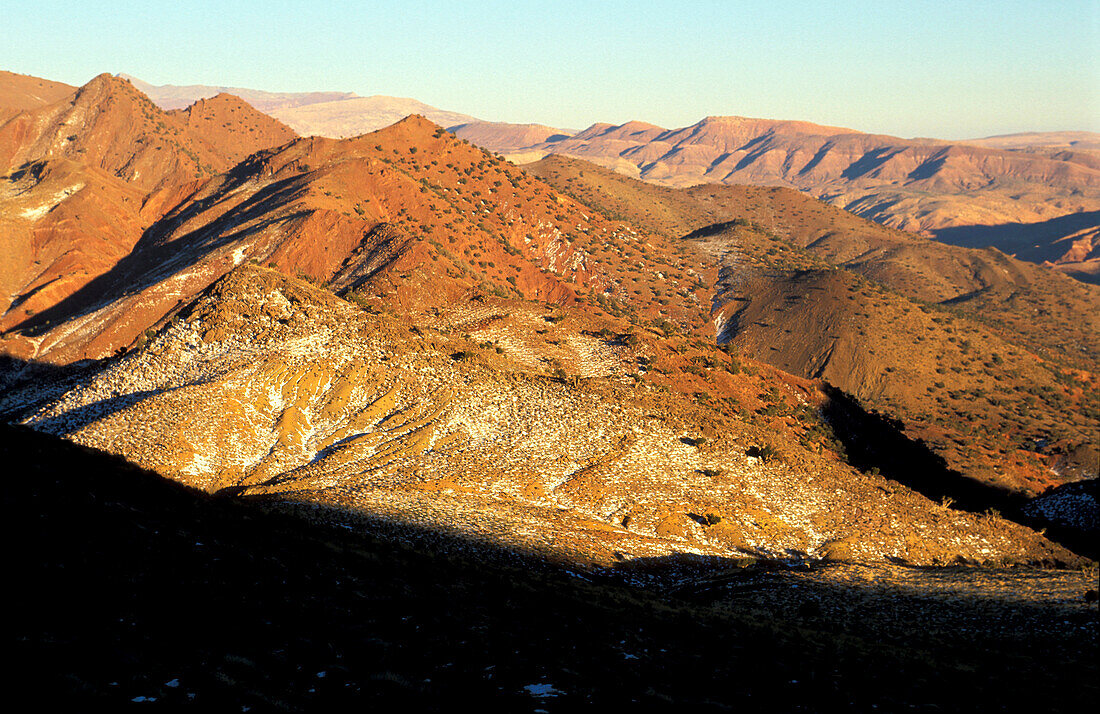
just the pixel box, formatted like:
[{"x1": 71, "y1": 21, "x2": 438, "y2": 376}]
[{"x1": 0, "y1": 73, "x2": 297, "y2": 347}]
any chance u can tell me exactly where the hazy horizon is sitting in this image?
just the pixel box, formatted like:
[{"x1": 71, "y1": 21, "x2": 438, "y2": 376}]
[{"x1": 3, "y1": 0, "x2": 1097, "y2": 139}]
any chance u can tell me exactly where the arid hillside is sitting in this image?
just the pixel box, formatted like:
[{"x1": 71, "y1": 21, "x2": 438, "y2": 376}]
[
  {"x1": 525, "y1": 155, "x2": 1100, "y2": 496},
  {"x1": 0, "y1": 70, "x2": 75, "y2": 123},
  {"x1": 0, "y1": 71, "x2": 1094, "y2": 575},
  {"x1": 4, "y1": 264, "x2": 1079, "y2": 569},
  {"x1": 527, "y1": 155, "x2": 1100, "y2": 367},
  {"x1": 0, "y1": 115, "x2": 627, "y2": 362},
  {"x1": 454, "y1": 116, "x2": 1100, "y2": 280},
  {"x1": 0, "y1": 73, "x2": 297, "y2": 346}
]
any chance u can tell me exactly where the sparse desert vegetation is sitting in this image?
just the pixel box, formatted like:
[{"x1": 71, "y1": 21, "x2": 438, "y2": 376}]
[{"x1": 1, "y1": 61, "x2": 1096, "y2": 712}]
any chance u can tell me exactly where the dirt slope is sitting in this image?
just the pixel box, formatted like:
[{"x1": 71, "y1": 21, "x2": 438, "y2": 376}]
[{"x1": 0, "y1": 70, "x2": 75, "y2": 123}]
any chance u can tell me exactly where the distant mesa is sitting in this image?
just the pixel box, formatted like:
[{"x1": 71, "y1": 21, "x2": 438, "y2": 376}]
[
  {"x1": 118, "y1": 73, "x2": 357, "y2": 112},
  {"x1": 959, "y1": 131, "x2": 1100, "y2": 152}
]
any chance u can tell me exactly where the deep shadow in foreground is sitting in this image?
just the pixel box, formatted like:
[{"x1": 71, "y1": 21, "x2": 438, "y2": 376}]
[
  {"x1": 6, "y1": 424, "x2": 1096, "y2": 712},
  {"x1": 820, "y1": 386, "x2": 1099, "y2": 560}
]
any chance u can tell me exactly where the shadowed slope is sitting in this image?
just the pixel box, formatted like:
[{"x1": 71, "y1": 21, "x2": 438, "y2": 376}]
[
  {"x1": 8, "y1": 422, "x2": 1095, "y2": 711},
  {"x1": 933, "y1": 211, "x2": 1100, "y2": 284}
]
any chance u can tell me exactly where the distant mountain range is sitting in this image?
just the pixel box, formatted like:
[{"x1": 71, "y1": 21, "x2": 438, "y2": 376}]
[
  {"x1": 450, "y1": 118, "x2": 1100, "y2": 283},
  {"x1": 119, "y1": 75, "x2": 1100, "y2": 283},
  {"x1": 122, "y1": 74, "x2": 477, "y2": 139}
]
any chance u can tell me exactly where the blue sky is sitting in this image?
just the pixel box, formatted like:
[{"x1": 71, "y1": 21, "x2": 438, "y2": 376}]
[{"x1": 3, "y1": 0, "x2": 1097, "y2": 138}]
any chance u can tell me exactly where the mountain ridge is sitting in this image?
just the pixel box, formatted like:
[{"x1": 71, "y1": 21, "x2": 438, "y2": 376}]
[
  {"x1": 99, "y1": 72, "x2": 1100, "y2": 280},
  {"x1": 0, "y1": 73, "x2": 298, "y2": 348},
  {"x1": 452, "y1": 116, "x2": 1100, "y2": 281},
  {"x1": 524, "y1": 154, "x2": 1100, "y2": 494},
  {"x1": 122, "y1": 73, "x2": 479, "y2": 139},
  {"x1": 1, "y1": 68, "x2": 1096, "y2": 563}
]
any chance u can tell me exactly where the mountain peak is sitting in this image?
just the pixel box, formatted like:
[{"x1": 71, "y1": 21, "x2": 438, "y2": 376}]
[
  {"x1": 80, "y1": 72, "x2": 141, "y2": 96},
  {"x1": 368, "y1": 113, "x2": 447, "y2": 142},
  {"x1": 391, "y1": 113, "x2": 437, "y2": 127},
  {"x1": 617, "y1": 120, "x2": 665, "y2": 133}
]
